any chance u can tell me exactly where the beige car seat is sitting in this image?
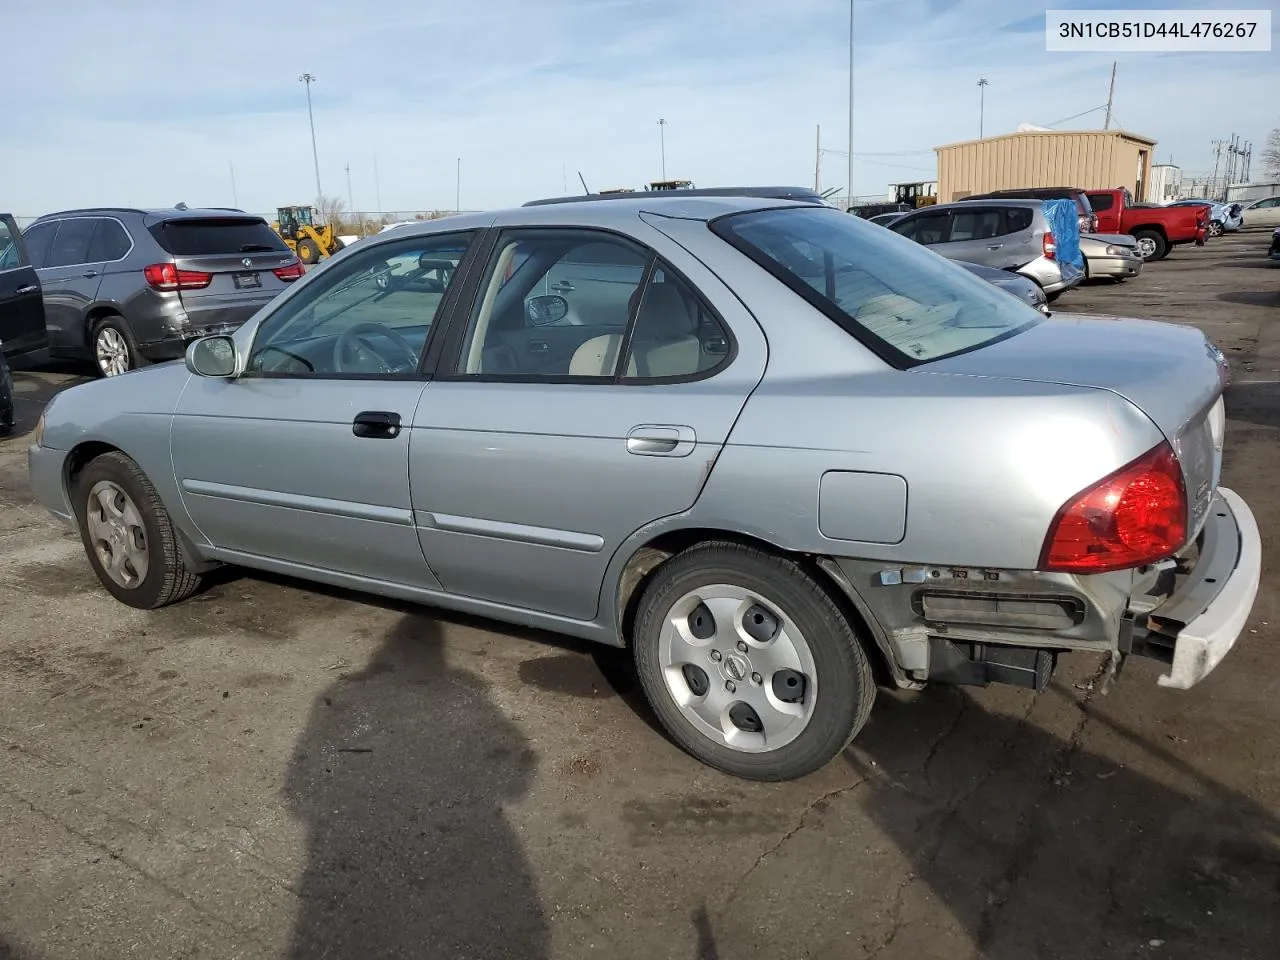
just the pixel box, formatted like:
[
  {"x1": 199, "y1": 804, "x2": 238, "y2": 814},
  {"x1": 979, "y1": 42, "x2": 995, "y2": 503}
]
[{"x1": 568, "y1": 283, "x2": 701, "y2": 378}]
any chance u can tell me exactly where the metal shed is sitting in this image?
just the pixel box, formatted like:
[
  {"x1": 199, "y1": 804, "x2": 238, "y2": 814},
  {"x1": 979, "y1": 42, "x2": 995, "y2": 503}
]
[{"x1": 936, "y1": 129, "x2": 1158, "y2": 203}]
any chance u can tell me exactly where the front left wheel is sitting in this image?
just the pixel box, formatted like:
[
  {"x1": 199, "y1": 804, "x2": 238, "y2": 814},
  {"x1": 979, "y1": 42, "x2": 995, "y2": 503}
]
[
  {"x1": 632, "y1": 542, "x2": 876, "y2": 781},
  {"x1": 73, "y1": 452, "x2": 203, "y2": 609}
]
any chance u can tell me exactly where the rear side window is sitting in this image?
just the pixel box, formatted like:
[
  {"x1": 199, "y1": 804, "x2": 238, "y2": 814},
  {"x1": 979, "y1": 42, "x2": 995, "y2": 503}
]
[
  {"x1": 949, "y1": 208, "x2": 1006, "y2": 240},
  {"x1": 22, "y1": 221, "x2": 57, "y2": 268},
  {"x1": 1006, "y1": 207, "x2": 1034, "y2": 232},
  {"x1": 86, "y1": 218, "x2": 131, "y2": 261},
  {"x1": 1088, "y1": 193, "x2": 1115, "y2": 211},
  {"x1": 715, "y1": 206, "x2": 1041, "y2": 367},
  {"x1": 46, "y1": 218, "x2": 98, "y2": 268},
  {"x1": 149, "y1": 218, "x2": 289, "y2": 256}
]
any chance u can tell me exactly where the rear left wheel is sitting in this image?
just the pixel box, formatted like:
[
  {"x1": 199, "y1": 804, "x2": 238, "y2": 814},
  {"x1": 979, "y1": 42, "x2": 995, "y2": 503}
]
[
  {"x1": 632, "y1": 542, "x2": 875, "y2": 781},
  {"x1": 91, "y1": 316, "x2": 145, "y2": 378}
]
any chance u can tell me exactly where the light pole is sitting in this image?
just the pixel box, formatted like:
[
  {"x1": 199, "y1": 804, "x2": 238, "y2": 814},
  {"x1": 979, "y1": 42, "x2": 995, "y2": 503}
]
[
  {"x1": 657, "y1": 119, "x2": 667, "y2": 180},
  {"x1": 299, "y1": 73, "x2": 322, "y2": 204},
  {"x1": 977, "y1": 77, "x2": 989, "y2": 139},
  {"x1": 847, "y1": 0, "x2": 855, "y2": 204}
]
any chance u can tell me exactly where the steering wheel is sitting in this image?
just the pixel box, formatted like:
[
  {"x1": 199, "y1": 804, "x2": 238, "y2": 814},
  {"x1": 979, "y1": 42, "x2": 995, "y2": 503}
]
[{"x1": 333, "y1": 322, "x2": 419, "y2": 374}]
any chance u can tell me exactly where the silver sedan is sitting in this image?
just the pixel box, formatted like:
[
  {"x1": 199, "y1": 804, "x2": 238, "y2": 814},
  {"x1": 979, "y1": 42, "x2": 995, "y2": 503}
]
[{"x1": 28, "y1": 194, "x2": 1261, "y2": 781}]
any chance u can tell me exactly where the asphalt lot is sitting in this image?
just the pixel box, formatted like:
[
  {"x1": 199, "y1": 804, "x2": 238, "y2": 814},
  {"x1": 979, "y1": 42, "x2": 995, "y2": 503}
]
[{"x1": 1, "y1": 229, "x2": 1277, "y2": 960}]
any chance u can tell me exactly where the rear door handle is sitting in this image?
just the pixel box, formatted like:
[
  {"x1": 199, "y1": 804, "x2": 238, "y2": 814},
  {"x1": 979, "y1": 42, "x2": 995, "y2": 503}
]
[
  {"x1": 352, "y1": 410, "x2": 402, "y2": 439},
  {"x1": 550, "y1": 280, "x2": 574, "y2": 293},
  {"x1": 82, "y1": 270, "x2": 99, "y2": 278},
  {"x1": 626, "y1": 424, "x2": 696, "y2": 457},
  {"x1": 15, "y1": 284, "x2": 38, "y2": 295},
  {"x1": 986, "y1": 243, "x2": 1004, "y2": 250}
]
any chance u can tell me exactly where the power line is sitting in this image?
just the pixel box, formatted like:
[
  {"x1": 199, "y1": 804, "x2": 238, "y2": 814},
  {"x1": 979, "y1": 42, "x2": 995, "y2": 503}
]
[{"x1": 1044, "y1": 105, "x2": 1107, "y2": 128}]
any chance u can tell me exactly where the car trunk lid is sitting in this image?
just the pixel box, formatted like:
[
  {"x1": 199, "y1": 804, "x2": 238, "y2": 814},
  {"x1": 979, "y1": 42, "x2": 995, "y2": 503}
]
[
  {"x1": 147, "y1": 216, "x2": 298, "y2": 307},
  {"x1": 917, "y1": 313, "x2": 1227, "y2": 539}
]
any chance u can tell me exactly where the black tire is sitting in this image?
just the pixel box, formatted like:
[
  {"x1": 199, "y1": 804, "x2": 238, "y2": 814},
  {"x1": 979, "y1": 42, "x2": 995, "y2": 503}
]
[
  {"x1": 90, "y1": 315, "x2": 147, "y2": 378},
  {"x1": 332, "y1": 237, "x2": 346, "y2": 252},
  {"x1": 1132, "y1": 229, "x2": 1168, "y2": 262},
  {"x1": 1208, "y1": 220, "x2": 1224, "y2": 238},
  {"x1": 632, "y1": 541, "x2": 876, "y2": 781},
  {"x1": 0, "y1": 353, "x2": 14, "y2": 437},
  {"x1": 73, "y1": 451, "x2": 202, "y2": 609},
  {"x1": 297, "y1": 238, "x2": 320, "y2": 264}
]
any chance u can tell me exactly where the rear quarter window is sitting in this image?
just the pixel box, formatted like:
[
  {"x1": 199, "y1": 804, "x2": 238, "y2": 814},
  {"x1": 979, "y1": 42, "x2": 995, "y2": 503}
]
[{"x1": 149, "y1": 218, "x2": 289, "y2": 256}]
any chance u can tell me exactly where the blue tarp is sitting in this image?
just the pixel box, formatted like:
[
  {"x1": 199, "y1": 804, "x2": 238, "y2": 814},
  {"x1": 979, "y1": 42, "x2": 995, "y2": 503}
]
[{"x1": 1042, "y1": 198, "x2": 1083, "y2": 269}]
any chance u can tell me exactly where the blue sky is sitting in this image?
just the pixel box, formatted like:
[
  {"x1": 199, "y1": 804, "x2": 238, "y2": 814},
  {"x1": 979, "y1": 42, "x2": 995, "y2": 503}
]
[{"x1": 4, "y1": 0, "x2": 1277, "y2": 218}]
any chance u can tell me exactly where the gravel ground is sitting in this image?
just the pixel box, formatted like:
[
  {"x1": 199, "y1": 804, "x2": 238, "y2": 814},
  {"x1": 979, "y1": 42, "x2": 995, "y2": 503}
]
[{"x1": 1, "y1": 228, "x2": 1277, "y2": 960}]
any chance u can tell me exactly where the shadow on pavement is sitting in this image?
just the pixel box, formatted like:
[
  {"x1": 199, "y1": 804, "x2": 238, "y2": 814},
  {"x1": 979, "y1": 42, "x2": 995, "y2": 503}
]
[
  {"x1": 844, "y1": 686, "x2": 1280, "y2": 959},
  {"x1": 284, "y1": 613, "x2": 549, "y2": 959},
  {"x1": 1225, "y1": 381, "x2": 1280, "y2": 431}
]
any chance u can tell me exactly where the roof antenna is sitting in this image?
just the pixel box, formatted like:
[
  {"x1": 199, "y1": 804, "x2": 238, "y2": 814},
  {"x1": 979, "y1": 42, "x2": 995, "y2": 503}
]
[{"x1": 577, "y1": 171, "x2": 591, "y2": 194}]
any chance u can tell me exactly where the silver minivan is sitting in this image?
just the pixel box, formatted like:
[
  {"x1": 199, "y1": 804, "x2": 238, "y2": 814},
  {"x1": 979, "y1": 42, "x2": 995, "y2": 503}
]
[{"x1": 888, "y1": 199, "x2": 1083, "y2": 301}]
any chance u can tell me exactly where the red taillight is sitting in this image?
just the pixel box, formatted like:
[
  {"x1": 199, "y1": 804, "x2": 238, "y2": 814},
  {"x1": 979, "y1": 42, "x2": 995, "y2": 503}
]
[
  {"x1": 273, "y1": 260, "x2": 305, "y2": 282},
  {"x1": 1039, "y1": 442, "x2": 1187, "y2": 573},
  {"x1": 144, "y1": 262, "x2": 211, "y2": 291},
  {"x1": 1042, "y1": 231, "x2": 1056, "y2": 260}
]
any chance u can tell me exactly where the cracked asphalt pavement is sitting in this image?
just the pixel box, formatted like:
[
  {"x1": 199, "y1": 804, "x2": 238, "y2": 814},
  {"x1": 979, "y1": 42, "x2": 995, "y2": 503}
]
[{"x1": 1, "y1": 230, "x2": 1278, "y2": 959}]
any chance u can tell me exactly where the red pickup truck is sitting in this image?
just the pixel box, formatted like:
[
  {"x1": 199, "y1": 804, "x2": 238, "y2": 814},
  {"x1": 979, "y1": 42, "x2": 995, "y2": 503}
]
[{"x1": 1085, "y1": 188, "x2": 1207, "y2": 262}]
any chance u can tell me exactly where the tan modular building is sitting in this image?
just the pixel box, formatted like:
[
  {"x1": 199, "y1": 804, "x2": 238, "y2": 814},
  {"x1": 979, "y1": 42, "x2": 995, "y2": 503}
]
[{"x1": 936, "y1": 129, "x2": 1157, "y2": 203}]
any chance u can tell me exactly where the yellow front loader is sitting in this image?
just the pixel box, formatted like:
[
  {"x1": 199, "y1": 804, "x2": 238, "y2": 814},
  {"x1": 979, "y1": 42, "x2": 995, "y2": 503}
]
[{"x1": 272, "y1": 206, "x2": 344, "y2": 264}]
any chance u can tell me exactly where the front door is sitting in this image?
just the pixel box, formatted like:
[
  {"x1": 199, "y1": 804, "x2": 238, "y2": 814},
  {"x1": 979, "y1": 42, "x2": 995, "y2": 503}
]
[
  {"x1": 32, "y1": 217, "x2": 107, "y2": 355},
  {"x1": 171, "y1": 229, "x2": 481, "y2": 588},
  {"x1": 0, "y1": 215, "x2": 47, "y2": 359},
  {"x1": 939, "y1": 205, "x2": 1036, "y2": 270},
  {"x1": 411, "y1": 225, "x2": 766, "y2": 621}
]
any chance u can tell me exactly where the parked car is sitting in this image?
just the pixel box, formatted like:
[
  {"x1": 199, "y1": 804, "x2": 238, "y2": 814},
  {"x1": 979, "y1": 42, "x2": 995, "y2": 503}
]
[
  {"x1": 888, "y1": 198, "x2": 1083, "y2": 300},
  {"x1": 1167, "y1": 199, "x2": 1242, "y2": 236},
  {"x1": 1241, "y1": 196, "x2": 1280, "y2": 228},
  {"x1": 954, "y1": 261, "x2": 1050, "y2": 313},
  {"x1": 1269, "y1": 227, "x2": 1280, "y2": 261},
  {"x1": 21, "y1": 207, "x2": 305, "y2": 378},
  {"x1": 1, "y1": 212, "x2": 50, "y2": 436},
  {"x1": 28, "y1": 195, "x2": 1259, "y2": 782},
  {"x1": 1084, "y1": 189, "x2": 1207, "y2": 261},
  {"x1": 963, "y1": 186, "x2": 1098, "y2": 235},
  {"x1": 866, "y1": 212, "x2": 907, "y2": 227},
  {"x1": 1079, "y1": 233, "x2": 1143, "y2": 282}
]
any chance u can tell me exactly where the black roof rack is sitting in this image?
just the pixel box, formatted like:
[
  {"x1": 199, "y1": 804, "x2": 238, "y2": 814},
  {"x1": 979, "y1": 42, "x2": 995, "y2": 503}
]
[
  {"x1": 36, "y1": 206, "x2": 149, "y2": 219},
  {"x1": 523, "y1": 186, "x2": 827, "y2": 207}
]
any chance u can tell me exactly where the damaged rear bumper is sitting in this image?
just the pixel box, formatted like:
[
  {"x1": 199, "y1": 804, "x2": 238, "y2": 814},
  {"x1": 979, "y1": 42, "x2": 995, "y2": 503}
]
[{"x1": 1135, "y1": 487, "x2": 1261, "y2": 689}]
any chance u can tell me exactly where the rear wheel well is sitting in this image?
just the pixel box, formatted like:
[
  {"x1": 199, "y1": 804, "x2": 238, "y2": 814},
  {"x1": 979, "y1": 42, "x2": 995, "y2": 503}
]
[
  {"x1": 613, "y1": 528, "x2": 895, "y2": 685},
  {"x1": 1129, "y1": 223, "x2": 1168, "y2": 240},
  {"x1": 83, "y1": 307, "x2": 126, "y2": 347}
]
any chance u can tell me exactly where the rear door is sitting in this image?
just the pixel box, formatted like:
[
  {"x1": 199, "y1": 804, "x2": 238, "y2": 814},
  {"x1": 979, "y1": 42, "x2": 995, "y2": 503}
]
[
  {"x1": 36, "y1": 217, "x2": 105, "y2": 353},
  {"x1": 148, "y1": 216, "x2": 299, "y2": 335},
  {"x1": 0, "y1": 215, "x2": 47, "y2": 359}
]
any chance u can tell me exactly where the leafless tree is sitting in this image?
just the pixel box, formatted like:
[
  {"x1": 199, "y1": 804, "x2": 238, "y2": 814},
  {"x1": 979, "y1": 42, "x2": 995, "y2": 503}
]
[
  {"x1": 1263, "y1": 128, "x2": 1280, "y2": 180},
  {"x1": 315, "y1": 194, "x2": 347, "y2": 229}
]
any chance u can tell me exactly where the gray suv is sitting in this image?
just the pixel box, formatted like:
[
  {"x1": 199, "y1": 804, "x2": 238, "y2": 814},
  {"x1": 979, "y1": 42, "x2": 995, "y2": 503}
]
[
  {"x1": 888, "y1": 199, "x2": 1083, "y2": 301},
  {"x1": 22, "y1": 207, "x2": 304, "y2": 377}
]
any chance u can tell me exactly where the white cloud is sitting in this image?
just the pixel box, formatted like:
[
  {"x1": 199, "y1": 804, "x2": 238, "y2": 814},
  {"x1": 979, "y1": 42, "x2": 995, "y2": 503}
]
[{"x1": 3, "y1": 0, "x2": 1275, "y2": 218}]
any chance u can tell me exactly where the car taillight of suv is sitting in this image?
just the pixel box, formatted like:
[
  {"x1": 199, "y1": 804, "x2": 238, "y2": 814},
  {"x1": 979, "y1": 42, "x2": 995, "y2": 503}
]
[{"x1": 143, "y1": 263, "x2": 212, "y2": 291}]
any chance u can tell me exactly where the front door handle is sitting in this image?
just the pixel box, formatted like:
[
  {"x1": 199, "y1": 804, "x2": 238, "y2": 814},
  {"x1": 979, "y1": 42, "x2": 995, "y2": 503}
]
[
  {"x1": 15, "y1": 284, "x2": 38, "y2": 295},
  {"x1": 352, "y1": 410, "x2": 402, "y2": 439},
  {"x1": 550, "y1": 280, "x2": 574, "y2": 293},
  {"x1": 626, "y1": 424, "x2": 696, "y2": 457},
  {"x1": 986, "y1": 243, "x2": 1004, "y2": 250},
  {"x1": 82, "y1": 270, "x2": 99, "y2": 278}
]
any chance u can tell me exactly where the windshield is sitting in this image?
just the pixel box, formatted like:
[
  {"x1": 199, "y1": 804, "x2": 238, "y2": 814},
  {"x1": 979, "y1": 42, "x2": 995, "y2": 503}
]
[{"x1": 712, "y1": 206, "x2": 1042, "y2": 366}]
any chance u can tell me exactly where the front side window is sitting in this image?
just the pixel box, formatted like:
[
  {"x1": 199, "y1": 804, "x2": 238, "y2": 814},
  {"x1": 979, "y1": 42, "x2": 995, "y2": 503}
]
[
  {"x1": 948, "y1": 208, "x2": 1006, "y2": 241},
  {"x1": 715, "y1": 206, "x2": 1042, "y2": 367},
  {"x1": 247, "y1": 232, "x2": 474, "y2": 377},
  {"x1": 453, "y1": 229, "x2": 731, "y2": 381},
  {"x1": 890, "y1": 211, "x2": 951, "y2": 245},
  {"x1": 22, "y1": 221, "x2": 58, "y2": 268}
]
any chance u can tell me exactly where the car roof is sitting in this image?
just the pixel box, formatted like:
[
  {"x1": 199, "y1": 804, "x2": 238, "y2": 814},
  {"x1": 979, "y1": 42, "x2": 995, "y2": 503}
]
[
  {"x1": 33, "y1": 206, "x2": 265, "y2": 223},
  {"x1": 378, "y1": 195, "x2": 822, "y2": 237},
  {"x1": 524, "y1": 186, "x2": 827, "y2": 207},
  {"x1": 917, "y1": 198, "x2": 1045, "y2": 210}
]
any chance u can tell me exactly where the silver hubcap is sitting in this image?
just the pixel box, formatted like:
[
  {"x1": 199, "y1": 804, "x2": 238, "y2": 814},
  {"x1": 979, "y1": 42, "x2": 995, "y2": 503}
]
[
  {"x1": 95, "y1": 327, "x2": 130, "y2": 377},
  {"x1": 86, "y1": 481, "x2": 149, "y2": 589},
  {"x1": 659, "y1": 585, "x2": 817, "y2": 753},
  {"x1": 1137, "y1": 237, "x2": 1158, "y2": 259}
]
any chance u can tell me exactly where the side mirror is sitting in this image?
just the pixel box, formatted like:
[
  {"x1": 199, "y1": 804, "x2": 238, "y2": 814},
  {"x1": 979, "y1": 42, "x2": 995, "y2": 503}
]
[
  {"x1": 185, "y1": 335, "x2": 239, "y2": 378},
  {"x1": 526, "y1": 294, "x2": 568, "y2": 326}
]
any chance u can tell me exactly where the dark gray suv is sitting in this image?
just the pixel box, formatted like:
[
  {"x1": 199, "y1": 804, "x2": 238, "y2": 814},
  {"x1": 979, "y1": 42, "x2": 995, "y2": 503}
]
[{"x1": 21, "y1": 207, "x2": 304, "y2": 377}]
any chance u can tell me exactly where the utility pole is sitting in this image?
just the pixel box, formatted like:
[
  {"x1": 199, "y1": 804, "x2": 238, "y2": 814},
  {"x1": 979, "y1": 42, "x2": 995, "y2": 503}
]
[
  {"x1": 229, "y1": 160, "x2": 238, "y2": 208},
  {"x1": 455, "y1": 158, "x2": 461, "y2": 212},
  {"x1": 847, "y1": 0, "x2": 855, "y2": 203},
  {"x1": 1210, "y1": 139, "x2": 1226, "y2": 199},
  {"x1": 345, "y1": 161, "x2": 355, "y2": 233},
  {"x1": 658, "y1": 119, "x2": 667, "y2": 180},
  {"x1": 299, "y1": 74, "x2": 322, "y2": 204},
  {"x1": 977, "y1": 78, "x2": 989, "y2": 138},
  {"x1": 373, "y1": 152, "x2": 383, "y2": 220},
  {"x1": 814, "y1": 124, "x2": 821, "y2": 192},
  {"x1": 1103, "y1": 61, "x2": 1117, "y2": 129}
]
